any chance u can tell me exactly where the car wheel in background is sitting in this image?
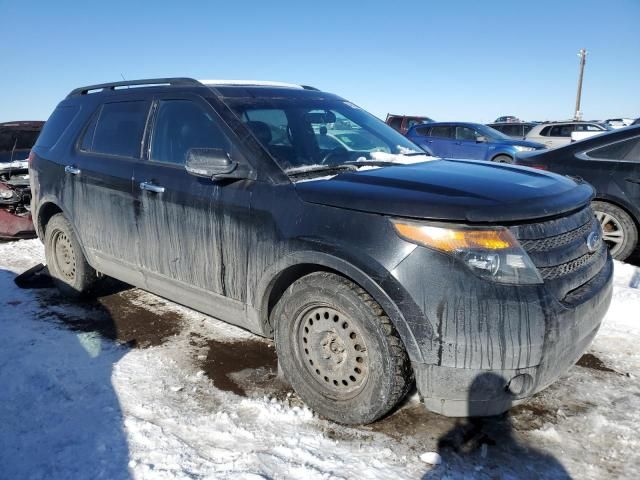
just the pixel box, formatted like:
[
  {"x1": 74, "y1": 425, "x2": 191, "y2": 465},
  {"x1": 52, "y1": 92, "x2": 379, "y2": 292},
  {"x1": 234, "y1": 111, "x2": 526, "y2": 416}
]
[
  {"x1": 273, "y1": 272, "x2": 413, "y2": 425},
  {"x1": 44, "y1": 213, "x2": 98, "y2": 297},
  {"x1": 592, "y1": 201, "x2": 638, "y2": 261},
  {"x1": 492, "y1": 154, "x2": 513, "y2": 163}
]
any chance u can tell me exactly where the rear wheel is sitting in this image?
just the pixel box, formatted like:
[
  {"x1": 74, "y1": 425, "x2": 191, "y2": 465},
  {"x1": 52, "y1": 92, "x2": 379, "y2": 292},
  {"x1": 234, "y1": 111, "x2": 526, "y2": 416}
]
[
  {"x1": 44, "y1": 213, "x2": 97, "y2": 297},
  {"x1": 492, "y1": 154, "x2": 513, "y2": 163},
  {"x1": 592, "y1": 201, "x2": 638, "y2": 261},
  {"x1": 273, "y1": 272, "x2": 413, "y2": 424}
]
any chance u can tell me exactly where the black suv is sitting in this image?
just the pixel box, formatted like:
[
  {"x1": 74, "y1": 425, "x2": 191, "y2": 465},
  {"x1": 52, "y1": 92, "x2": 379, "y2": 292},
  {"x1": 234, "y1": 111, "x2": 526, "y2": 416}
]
[{"x1": 31, "y1": 78, "x2": 613, "y2": 424}]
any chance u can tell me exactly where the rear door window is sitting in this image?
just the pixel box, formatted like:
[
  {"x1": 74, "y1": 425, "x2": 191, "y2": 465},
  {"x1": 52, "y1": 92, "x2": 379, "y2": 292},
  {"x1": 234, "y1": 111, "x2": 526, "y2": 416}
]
[
  {"x1": 430, "y1": 126, "x2": 454, "y2": 138},
  {"x1": 88, "y1": 101, "x2": 150, "y2": 158},
  {"x1": 549, "y1": 125, "x2": 574, "y2": 137},
  {"x1": 35, "y1": 105, "x2": 80, "y2": 148}
]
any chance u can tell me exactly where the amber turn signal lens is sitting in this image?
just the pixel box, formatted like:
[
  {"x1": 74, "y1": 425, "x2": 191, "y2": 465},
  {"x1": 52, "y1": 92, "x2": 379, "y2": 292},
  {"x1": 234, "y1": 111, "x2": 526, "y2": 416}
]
[{"x1": 392, "y1": 222, "x2": 516, "y2": 252}]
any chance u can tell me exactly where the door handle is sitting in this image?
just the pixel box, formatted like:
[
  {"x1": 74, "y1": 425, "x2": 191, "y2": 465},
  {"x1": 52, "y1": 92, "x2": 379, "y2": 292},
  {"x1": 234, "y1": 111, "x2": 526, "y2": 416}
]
[
  {"x1": 139, "y1": 181, "x2": 165, "y2": 193},
  {"x1": 64, "y1": 165, "x2": 81, "y2": 175},
  {"x1": 625, "y1": 178, "x2": 640, "y2": 185}
]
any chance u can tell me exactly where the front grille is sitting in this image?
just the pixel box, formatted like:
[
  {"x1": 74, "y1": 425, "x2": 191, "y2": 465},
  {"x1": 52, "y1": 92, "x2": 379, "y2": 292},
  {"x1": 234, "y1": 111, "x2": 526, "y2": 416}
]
[
  {"x1": 538, "y1": 246, "x2": 605, "y2": 281},
  {"x1": 519, "y1": 219, "x2": 593, "y2": 252},
  {"x1": 510, "y1": 206, "x2": 608, "y2": 301}
]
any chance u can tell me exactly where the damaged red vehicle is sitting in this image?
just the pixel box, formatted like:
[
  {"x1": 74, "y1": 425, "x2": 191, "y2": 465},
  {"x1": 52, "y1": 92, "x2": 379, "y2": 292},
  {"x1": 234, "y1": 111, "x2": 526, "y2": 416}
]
[{"x1": 0, "y1": 121, "x2": 43, "y2": 239}]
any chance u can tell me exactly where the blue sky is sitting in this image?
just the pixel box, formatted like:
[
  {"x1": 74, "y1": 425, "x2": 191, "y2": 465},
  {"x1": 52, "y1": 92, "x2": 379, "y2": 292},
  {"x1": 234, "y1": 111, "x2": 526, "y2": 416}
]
[{"x1": 0, "y1": 0, "x2": 638, "y2": 123}]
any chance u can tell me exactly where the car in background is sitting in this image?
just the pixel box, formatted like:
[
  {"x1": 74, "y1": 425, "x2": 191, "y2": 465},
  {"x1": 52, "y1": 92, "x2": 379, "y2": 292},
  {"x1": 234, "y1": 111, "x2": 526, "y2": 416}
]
[
  {"x1": 516, "y1": 125, "x2": 640, "y2": 260},
  {"x1": 526, "y1": 121, "x2": 609, "y2": 149},
  {"x1": 487, "y1": 122, "x2": 535, "y2": 139},
  {"x1": 407, "y1": 122, "x2": 545, "y2": 163},
  {"x1": 0, "y1": 121, "x2": 43, "y2": 163},
  {"x1": 0, "y1": 121, "x2": 41, "y2": 239},
  {"x1": 385, "y1": 114, "x2": 434, "y2": 135},
  {"x1": 633, "y1": 118, "x2": 640, "y2": 126},
  {"x1": 494, "y1": 115, "x2": 520, "y2": 123},
  {"x1": 603, "y1": 118, "x2": 635, "y2": 129}
]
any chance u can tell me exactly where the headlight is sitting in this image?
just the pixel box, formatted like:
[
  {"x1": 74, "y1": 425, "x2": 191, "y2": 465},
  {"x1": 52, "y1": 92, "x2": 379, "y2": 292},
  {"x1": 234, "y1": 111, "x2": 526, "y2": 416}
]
[
  {"x1": 514, "y1": 146, "x2": 536, "y2": 152},
  {"x1": 392, "y1": 220, "x2": 543, "y2": 285}
]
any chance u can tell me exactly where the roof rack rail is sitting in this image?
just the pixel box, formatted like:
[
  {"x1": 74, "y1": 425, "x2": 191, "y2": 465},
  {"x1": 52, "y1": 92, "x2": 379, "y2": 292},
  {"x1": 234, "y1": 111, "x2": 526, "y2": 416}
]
[{"x1": 66, "y1": 77, "x2": 200, "y2": 97}]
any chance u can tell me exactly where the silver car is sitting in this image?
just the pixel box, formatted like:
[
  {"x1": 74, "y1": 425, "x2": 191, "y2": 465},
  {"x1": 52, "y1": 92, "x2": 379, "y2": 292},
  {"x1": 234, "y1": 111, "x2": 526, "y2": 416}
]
[{"x1": 526, "y1": 122, "x2": 608, "y2": 148}]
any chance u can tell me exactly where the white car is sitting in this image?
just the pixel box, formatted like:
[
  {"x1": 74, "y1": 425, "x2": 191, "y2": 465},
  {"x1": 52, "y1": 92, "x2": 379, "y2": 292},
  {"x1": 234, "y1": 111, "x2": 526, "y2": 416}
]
[
  {"x1": 525, "y1": 122, "x2": 608, "y2": 148},
  {"x1": 603, "y1": 118, "x2": 635, "y2": 129}
]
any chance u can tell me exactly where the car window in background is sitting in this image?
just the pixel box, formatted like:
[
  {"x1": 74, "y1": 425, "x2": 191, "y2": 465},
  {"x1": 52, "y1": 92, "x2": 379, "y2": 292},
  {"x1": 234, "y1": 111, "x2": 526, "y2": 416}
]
[
  {"x1": 35, "y1": 105, "x2": 80, "y2": 148},
  {"x1": 523, "y1": 124, "x2": 534, "y2": 135},
  {"x1": 456, "y1": 126, "x2": 477, "y2": 141},
  {"x1": 475, "y1": 124, "x2": 511, "y2": 140},
  {"x1": 430, "y1": 126, "x2": 454, "y2": 138},
  {"x1": 550, "y1": 125, "x2": 574, "y2": 137},
  {"x1": 388, "y1": 117, "x2": 402, "y2": 130},
  {"x1": 539, "y1": 126, "x2": 552, "y2": 136},
  {"x1": 150, "y1": 100, "x2": 228, "y2": 165},
  {"x1": 90, "y1": 101, "x2": 150, "y2": 158},
  {"x1": 576, "y1": 124, "x2": 605, "y2": 132},
  {"x1": 587, "y1": 137, "x2": 640, "y2": 161},
  {"x1": 414, "y1": 126, "x2": 431, "y2": 136}
]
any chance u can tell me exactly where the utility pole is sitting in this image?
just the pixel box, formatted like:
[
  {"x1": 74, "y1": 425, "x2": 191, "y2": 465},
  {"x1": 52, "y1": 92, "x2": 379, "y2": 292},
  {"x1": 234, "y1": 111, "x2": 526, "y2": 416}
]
[{"x1": 574, "y1": 48, "x2": 587, "y2": 120}]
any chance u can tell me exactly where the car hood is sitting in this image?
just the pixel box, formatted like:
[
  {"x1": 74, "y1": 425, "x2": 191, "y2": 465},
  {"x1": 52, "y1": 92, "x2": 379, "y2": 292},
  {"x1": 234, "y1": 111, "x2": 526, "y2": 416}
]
[{"x1": 294, "y1": 159, "x2": 593, "y2": 222}]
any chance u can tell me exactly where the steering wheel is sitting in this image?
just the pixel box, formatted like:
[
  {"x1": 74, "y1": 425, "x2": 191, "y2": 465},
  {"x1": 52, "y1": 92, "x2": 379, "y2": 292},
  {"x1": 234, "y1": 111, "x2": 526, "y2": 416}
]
[{"x1": 320, "y1": 147, "x2": 348, "y2": 165}]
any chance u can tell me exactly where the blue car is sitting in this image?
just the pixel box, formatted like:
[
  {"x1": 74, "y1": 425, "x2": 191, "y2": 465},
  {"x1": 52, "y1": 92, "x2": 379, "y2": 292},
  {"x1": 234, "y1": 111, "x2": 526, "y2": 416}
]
[{"x1": 407, "y1": 122, "x2": 546, "y2": 163}]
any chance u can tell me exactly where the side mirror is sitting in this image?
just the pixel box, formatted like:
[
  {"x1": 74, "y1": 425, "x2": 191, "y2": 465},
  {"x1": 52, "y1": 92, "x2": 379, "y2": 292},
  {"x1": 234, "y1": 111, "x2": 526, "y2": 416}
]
[
  {"x1": 476, "y1": 135, "x2": 487, "y2": 143},
  {"x1": 185, "y1": 148, "x2": 244, "y2": 180}
]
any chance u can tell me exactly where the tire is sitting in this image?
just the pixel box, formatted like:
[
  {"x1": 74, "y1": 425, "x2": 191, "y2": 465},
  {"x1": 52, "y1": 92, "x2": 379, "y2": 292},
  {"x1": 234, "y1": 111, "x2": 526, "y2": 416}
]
[
  {"x1": 273, "y1": 272, "x2": 413, "y2": 424},
  {"x1": 492, "y1": 154, "x2": 513, "y2": 164},
  {"x1": 592, "y1": 201, "x2": 638, "y2": 261},
  {"x1": 44, "y1": 213, "x2": 97, "y2": 297}
]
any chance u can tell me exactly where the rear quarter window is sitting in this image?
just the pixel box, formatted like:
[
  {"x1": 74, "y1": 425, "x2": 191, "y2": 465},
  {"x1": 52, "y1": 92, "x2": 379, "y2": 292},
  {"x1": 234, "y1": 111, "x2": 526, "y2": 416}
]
[
  {"x1": 35, "y1": 105, "x2": 80, "y2": 148},
  {"x1": 587, "y1": 137, "x2": 640, "y2": 161}
]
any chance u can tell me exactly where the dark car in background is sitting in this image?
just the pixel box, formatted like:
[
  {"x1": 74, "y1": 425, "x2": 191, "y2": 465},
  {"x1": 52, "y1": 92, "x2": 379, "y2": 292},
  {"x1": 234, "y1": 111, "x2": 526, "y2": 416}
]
[
  {"x1": 0, "y1": 121, "x2": 42, "y2": 239},
  {"x1": 516, "y1": 125, "x2": 640, "y2": 260},
  {"x1": 30, "y1": 78, "x2": 611, "y2": 424},
  {"x1": 487, "y1": 122, "x2": 536, "y2": 140},
  {"x1": 385, "y1": 114, "x2": 434, "y2": 135},
  {"x1": 407, "y1": 122, "x2": 545, "y2": 162}
]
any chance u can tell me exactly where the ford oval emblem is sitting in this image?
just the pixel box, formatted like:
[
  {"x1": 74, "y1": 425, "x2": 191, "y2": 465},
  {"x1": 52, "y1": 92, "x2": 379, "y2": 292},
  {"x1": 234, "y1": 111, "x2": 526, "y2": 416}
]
[{"x1": 586, "y1": 231, "x2": 600, "y2": 253}]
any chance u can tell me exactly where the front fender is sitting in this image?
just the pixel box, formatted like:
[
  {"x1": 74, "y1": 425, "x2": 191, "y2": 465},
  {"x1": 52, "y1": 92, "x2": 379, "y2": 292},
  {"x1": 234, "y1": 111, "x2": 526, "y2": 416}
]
[{"x1": 252, "y1": 249, "x2": 428, "y2": 363}]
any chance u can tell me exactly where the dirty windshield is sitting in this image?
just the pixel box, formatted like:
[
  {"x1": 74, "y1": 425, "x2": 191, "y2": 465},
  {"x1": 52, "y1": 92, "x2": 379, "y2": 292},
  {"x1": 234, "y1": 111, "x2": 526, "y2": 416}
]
[{"x1": 226, "y1": 96, "x2": 429, "y2": 174}]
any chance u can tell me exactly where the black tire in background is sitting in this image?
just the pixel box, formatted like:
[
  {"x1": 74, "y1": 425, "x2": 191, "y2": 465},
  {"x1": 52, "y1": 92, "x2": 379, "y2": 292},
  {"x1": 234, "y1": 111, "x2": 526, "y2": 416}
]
[
  {"x1": 273, "y1": 272, "x2": 413, "y2": 425},
  {"x1": 44, "y1": 213, "x2": 97, "y2": 297},
  {"x1": 592, "y1": 200, "x2": 638, "y2": 261}
]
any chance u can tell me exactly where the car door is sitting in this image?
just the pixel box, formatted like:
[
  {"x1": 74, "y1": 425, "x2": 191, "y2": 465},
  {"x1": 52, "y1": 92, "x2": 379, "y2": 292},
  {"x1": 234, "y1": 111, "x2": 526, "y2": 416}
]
[
  {"x1": 133, "y1": 93, "x2": 254, "y2": 324},
  {"x1": 451, "y1": 126, "x2": 487, "y2": 160},
  {"x1": 68, "y1": 97, "x2": 150, "y2": 271},
  {"x1": 547, "y1": 124, "x2": 574, "y2": 148},
  {"x1": 425, "y1": 125, "x2": 454, "y2": 157}
]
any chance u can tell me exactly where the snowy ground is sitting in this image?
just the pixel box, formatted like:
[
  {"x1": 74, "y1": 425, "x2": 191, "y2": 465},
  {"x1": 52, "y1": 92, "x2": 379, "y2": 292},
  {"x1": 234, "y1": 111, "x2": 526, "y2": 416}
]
[{"x1": 0, "y1": 239, "x2": 638, "y2": 480}]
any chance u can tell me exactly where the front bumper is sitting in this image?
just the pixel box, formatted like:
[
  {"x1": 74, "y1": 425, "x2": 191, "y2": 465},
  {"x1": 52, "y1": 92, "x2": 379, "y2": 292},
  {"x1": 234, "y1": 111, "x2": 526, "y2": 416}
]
[{"x1": 391, "y1": 245, "x2": 613, "y2": 417}]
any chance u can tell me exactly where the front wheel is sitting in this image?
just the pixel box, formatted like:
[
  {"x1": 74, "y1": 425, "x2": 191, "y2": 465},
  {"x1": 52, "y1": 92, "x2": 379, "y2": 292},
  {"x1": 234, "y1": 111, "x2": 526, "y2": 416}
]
[
  {"x1": 273, "y1": 272, "x2": 413, "y2": 424},
  {"x1": 44, "y1": 213, "x2": 97, "y2": 297},
  {"x1": 592, "y1": 201, "x2": 638, "y2": 261},
  {"x1": 492, "y1": 154, "x2": 513, "y2": 163}
]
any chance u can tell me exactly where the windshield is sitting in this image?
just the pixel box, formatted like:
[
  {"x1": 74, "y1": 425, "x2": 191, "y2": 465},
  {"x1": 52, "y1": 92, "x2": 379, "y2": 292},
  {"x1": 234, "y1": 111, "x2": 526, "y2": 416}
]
[
  {"x1": 224, "y1": 97, "x2": 427, "y2": 173},
  {"x1": 474, "y1": 124, "x2": 513, "y2": 141}
]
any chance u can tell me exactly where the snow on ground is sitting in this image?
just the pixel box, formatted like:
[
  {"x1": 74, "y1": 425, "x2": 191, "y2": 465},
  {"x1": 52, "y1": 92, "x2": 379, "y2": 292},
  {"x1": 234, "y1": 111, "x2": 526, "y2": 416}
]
[{"x1": 0, "y1": 239, "x2": 639, "y2": 479}]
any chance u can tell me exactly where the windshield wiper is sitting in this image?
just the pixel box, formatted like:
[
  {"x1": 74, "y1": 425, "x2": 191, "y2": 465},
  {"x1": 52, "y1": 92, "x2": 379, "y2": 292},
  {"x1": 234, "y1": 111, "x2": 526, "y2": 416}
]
[
  {"x1": 286, "y1": 164, "x2": 358, "y2": 177},
  {"x1": 344, "y1": 159, "x2": 398, "y2": 167}
]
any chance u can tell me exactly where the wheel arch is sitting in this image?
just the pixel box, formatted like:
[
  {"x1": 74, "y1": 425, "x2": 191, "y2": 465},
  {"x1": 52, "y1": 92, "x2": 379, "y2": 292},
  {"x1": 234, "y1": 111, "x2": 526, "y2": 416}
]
[{"x1": 254, "y1": 251, "x2": 424, "y2": 363}]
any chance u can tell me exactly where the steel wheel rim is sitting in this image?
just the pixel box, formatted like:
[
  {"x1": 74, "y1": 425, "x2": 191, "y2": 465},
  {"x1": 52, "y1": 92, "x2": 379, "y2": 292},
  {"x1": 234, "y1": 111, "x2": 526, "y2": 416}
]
[
  {"x1": 595, "y1": 211, "x2": 625, "y2": 257},
  {"x1": 52, "y1": 230, "x2": 76, "y2": 281},
  {"x1": 296, "y1": 305, "x2": 369, "y2": 399}
]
